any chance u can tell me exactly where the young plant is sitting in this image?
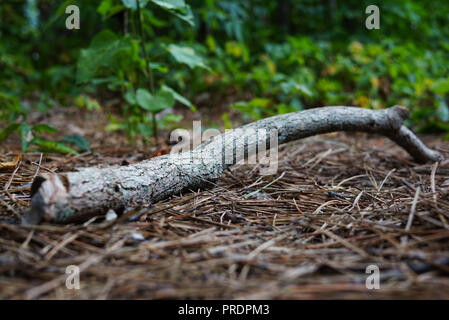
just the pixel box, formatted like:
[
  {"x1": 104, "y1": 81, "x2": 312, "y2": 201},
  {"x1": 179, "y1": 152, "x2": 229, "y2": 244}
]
[
  {"x1": 0, "y1": 93, "x2": 90, "y2": 154},
  {"x1": 0, "y1": 122, "x2": 90, "y2": 154},
  {"x1": 76, "y1": 0, "x2": 206, "y2": 142}
]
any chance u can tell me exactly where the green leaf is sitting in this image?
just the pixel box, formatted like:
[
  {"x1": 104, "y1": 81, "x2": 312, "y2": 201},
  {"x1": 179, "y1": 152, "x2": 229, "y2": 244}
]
[
  {"x1": 98, "y1": 0, "x2": 125, "y2": 18},
  {"x1": 32, "y1": 124, "x2": 58, "y2": 134},
  {"x1": 161, "y1": 85, "x2": 196, "y2": 110},
  {"x1": 136, "y1": 88, "x2": 153, "y2": 111},
  {"x1": 98, "y1": 0, "x2": 113, "y2": 15},
  {"x1": 33, "y1": 138, "x2": 78, "y2": 155},
  {"x1": 76, "y1": 30, "x2": 132, "y2": 83},
  {"x1": 150, "y1": 0, "x2": 194, "y2": 26},
  {"x1": 149, "y1": 62, "x2": 169, "y2": 73},
  {"x1": 431, "y1": 78, "x2": 449, "y2": 95},
  {"x1": 124, "y1": 89, "x2": 137, "y2": 105},
  {"x1": 138, "y1": 123, "x2": 153, "y2": 136},
  {"x1": 153, "y1": 91, "x2": 175, "y2": 112},
  {"x1": 19, "y1": 123, "x2": 33, "y2": 152},
  {"x1": 61, "y1": 134, "x2": 91, "y2": 152},
  {"x1": 151, "y1": 0, "x2": 185, "y2": 10},
  {"x1": 136, "y1": 88, "x2": 175, "y2": 113},
  {"x1": 168, "y1": 44, "x2": 209, "y2": 70},
  {"x1": 0, "y1": 123, "x2": 20, "y2": 144}
]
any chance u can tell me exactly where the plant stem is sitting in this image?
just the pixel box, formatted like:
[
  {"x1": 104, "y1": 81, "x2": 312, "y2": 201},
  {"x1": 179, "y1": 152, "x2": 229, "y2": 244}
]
[
  {"x1": 152, "y1": 112, "x2": 158, "y2": 141},
  {"x1": 136, "y1": 0, "x2": 154, "y2": 93},
  {"x1": 129, "y1": 9, "x2": 141, "y2": 88},
  {"x1": 136, "y1": 0, "x2": 157, "y2": 141}
]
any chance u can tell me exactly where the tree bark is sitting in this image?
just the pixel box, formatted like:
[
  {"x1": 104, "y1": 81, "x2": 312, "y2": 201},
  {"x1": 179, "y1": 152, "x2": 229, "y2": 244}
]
[{"x1": 23, "y1": 106, "x2": 443, "y2": 224}]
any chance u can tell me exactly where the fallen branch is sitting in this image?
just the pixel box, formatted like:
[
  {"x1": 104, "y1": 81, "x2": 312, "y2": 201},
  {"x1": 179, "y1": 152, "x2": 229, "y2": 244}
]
[{"x1": 23, "y1": 106, "x2": 443, "y2": 224}]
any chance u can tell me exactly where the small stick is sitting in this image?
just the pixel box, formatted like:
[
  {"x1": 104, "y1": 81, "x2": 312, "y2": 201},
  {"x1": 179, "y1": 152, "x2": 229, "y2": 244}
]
[
  {"x1": 32, "y1": 153, "x2": 43, "y2": 181},
  {"x1": 243, "y1": 171, "x2": 285, "y2": 199},
  {"x1": 430, "y1": 162, "x2": 438, "y2": 205},
  {"x1": 406, "y1": 186, "x2": 421, "y2": 232},
  {"x1": 4, "y1": 157, "x2": 22, "y2": 191}
]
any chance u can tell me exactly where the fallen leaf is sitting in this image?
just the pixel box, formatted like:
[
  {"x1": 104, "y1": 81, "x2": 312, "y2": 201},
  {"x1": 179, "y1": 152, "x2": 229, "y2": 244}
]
[{"x1": 0, "y1": 154, "x2": 22, "y2": 171}]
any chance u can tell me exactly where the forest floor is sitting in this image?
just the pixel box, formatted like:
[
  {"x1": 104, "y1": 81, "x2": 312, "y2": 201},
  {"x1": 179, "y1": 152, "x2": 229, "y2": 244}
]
[{"x1": 1, "y1": 106, "x2": 449, "y2": 299}]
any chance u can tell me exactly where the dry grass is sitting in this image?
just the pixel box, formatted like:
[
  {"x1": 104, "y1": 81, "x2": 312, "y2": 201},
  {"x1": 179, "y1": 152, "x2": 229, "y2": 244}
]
[{"x1": 1, "y1": 129, "x2": 449, "y2": 299}]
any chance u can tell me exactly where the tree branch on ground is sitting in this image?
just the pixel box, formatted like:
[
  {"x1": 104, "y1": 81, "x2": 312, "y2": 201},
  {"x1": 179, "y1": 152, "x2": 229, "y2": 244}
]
[{"x1": 23, "y1": 106, "x2": 443, "y2": 224}]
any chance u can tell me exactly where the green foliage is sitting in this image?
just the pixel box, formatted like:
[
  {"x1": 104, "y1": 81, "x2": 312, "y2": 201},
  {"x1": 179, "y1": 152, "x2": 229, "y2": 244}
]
[
  {"x1": 149, "y1": 0, "x2": 194, "y2": 26},
  {"x1": 72, "y1": 0, "x2": 200, "y2": 140},
  {"x1": 168, "y1": 44, "x2": 209, "y2": 70},
  {"x1": 0, "y1": 124, "x2": 21, "y2": 145},
  {"x1": 161, "y1": 85, "x2": 196, "y2": 110},
  {"x1": 432, "y1": 79, "x2": 449, "y2": 95},
  {"x1": 61, "y1": 134, "x2": 91, "y2": 152},
  {"x1": 1, "y1": 0, "x2": 449, "y2": 152},
  {"x1": 32, "y1": 138, "x2": 79, "y2": 154},
  {"x1": 0, "y1": 121, "x2": 84, "y2": 154},
  {"x1": 231, "y1": 98, "x2": 272, "y2": 122},
  {"x1": 136, "y1": 88, "x2": 174, "y2": 113},
  {"x1": 76, "y1": 30, "x2": 133, "y2": 84},
  {"x1": 0, "y1": 91, "x2": 87, "y2": 153}
]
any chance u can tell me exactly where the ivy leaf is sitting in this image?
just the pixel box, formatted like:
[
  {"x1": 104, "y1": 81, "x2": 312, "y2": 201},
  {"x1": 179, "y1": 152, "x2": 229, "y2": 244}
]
[
  {"x1": 33, "y1": 138, "x2": 78, "y2": 155},
  {"x1": 32, "y1": 124, "x2": 58, "y2": 134},
  {"x1": 136, "y1": 88, "x2": 175, "y2": 113},
  {"x1": 161, "y1": 85, "x2": 196, "y2": 111},
  {"x1": 61, "y1": 134, "x2": 91, "y2": 152},
  {"x1": 0, "y1": 123, "x2": 20, "y2": 144},
  {"x1": 168, "y1": 44, "x2": 209, "y2": 70}
]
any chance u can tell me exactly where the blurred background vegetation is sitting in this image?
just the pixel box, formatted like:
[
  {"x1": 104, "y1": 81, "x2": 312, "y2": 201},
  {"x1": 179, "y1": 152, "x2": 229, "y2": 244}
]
[{"x1": 1, "y1": 0, "x2": 449, "y2": 153}]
